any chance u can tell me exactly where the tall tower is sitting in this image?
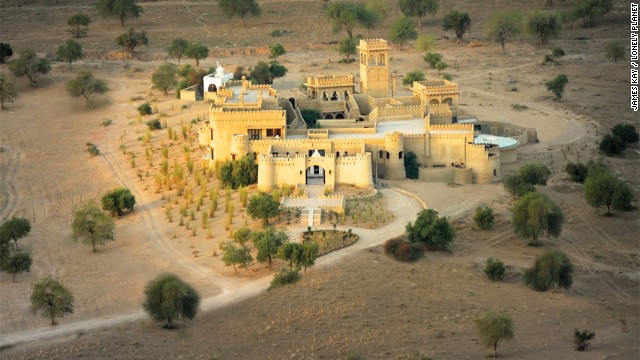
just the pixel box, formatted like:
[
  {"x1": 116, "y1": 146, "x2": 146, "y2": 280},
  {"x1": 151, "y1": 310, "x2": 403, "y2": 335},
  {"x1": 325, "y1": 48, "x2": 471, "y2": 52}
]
[{"x1": 358, "y1": 39, "x2": 389, "y2": 98}]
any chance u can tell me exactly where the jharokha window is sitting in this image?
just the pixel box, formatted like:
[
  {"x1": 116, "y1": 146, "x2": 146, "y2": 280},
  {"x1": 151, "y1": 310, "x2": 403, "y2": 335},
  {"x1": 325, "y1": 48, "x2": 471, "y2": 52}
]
[{"x1": 266, "y1": 128, "x2": 282, "y2": 137}]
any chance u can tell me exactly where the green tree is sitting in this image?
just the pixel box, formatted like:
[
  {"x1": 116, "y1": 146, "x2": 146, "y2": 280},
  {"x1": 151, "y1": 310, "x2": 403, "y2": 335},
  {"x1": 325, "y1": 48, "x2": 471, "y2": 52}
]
[
  {"x1": 337, "y1": 37, "x2": 357, "y2": 61},
  {"x1": 611, "y1": 123, "x2": 639, "y2": 146},
  {"x1": 402, "y1": 70, "x2": 425, "y2": 85},
  {"x1": 95, "y1": 0, "x2": 142, "y2": 27},
  {"x1": 584, "y1": 168, "x2": 632, "y2": 215},
  {"x1": 30, "y1": 277, "x2": 74, "y2": 325},
  {"x1": 518, "y1": 163, "x2": 551, "y2": 185},
  {"x1": 474, "y1": 205, "x2": 495, "y2": 230},
  {"x1": 0, "y1": 216, "x2": 31, "y2": 251},
  {"x1": 65, "y1": 71, "x2": 109, "y2": 107},
  {"x1": 269, "y1": 43, "x2": 286, "y2": 62},
  {"x1": 232, "y1": 227, "x2": 252, "y2": 245},
  {"x1": 358, "y1": 6, "x2": 381, "y2": 37},
  {"x1": 545, "y1": 74, "x2": 568, "y2": 101},
  {"x1": 269, "y1": 62, "x2": 288, "y2": 79},
  {"x1": 416, "y1": 34, "x2": 438, "y2": 53},
  {"x1": 250, "y1": 61, "x2": 274, "y2": 84},
  {"x1": 485, "y1": 10, "x2": 522, "y2": 54},
  {"x1": 9, "y1": 49, "x2": 51, "y2": 87},
  {"x1": 218, "y1": 0, "x2": 261, "y2": 27},
  {"x1": 325, "y1": 2, "x2": 364, "y2": 39},
  {"x1": 301, "y1": 109, "x2": 321, "y2": 128},
  {"x1": 300, "y1": 241, "x2": 320, "y2": 274},
  {"x1": 116, "y1": 27, "x2": 148, "y2": 53},
  {"x1": 604, "y1": 41, "x2": 625, "y2": 63},
  {"x1": 405, "y1": 209, "x2": 455, "y2": 250},
  {"x1": 167, "y1": 38, "x2": 189, "y2": 65},
  {"x1": 277, "y1": 242, "x2": 304, "y2": 270},
  {"x1": 2, "y1": 252, "x2": 31, "y2": 281},
  {"x1": 475, "y1": 312, "x2": 514, "y2": 358},
  {"x1": 71, "y1": 200, "x2": 116, "y2": 252},
  {"x1": 247, "y1": 192, "x2": 280, "y2": 227},
  {"x1": 143, "y1": 273, "x2": 200, "y2": 329},
  {"x1": 404, "y1": 151, "x2": 419, "y2": 179},
  {"x1": 67, "y1": 13, "x2": 91, "y2": 37},
  {"x1": 101, "y1": 187, "x2": 136, "y2": 217},
  {"x1": 152, "y1": 62, "x2": 177, "y2": 94},
  {"x1": 185, "y1": 42, "x2": 209, "y2": 67},
  {"x1": 524, "y1": 250, "x2": 573, "y2": 291},
  {"x1": 511, "y1": 192, "x2": 563, "y2": 246},
  {"x1": 221, "y1": 241, "x2": 253, "y2": 276},
  {"x1": 399, "y1": 0, "x2": 439, "y2": 28},
  {"x1": 527, "y1": 11, "x2": 561, "y2": 45},
  {"x1": 571, "y1": 0, "x2": 612, "y2": 27},
  {"x1": 442, "y1": 10, "x2": 472, "y2": 41},
  {"x1": 57, "y1": 39, "x2": 83, "y2": 69},
  {"x1": 389, "y1": 17, "x2": 417, "y2": 50},
  {"x1": 423, "y1": 52, "x2": 443, "y2": 68},
  {"x1": 0, "y1": 74, "x2": 17, "y2": 110},
  {"x1": 0, "y1": 43, "x2": 13, "y2": 63},
  {"x1": 253, "y1": 227, "x2": 288, "y2": 269},
  {"x1": 599, "y1": 133, "x2": 625, "y2": 155},
  {"x1": 503, "y1": 174, "x2": 535, "y2": 198},
  {"x1": 484, "y1": 258, "x2": 505, "y2": 281}
]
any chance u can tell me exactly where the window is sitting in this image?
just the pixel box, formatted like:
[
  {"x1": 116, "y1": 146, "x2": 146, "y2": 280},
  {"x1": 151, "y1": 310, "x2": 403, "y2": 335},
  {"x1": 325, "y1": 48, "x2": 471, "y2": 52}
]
[
  {"x1": 379, "y1": 150, "x2": 383, "y2": 159},
  {"x1": 314, "y1": 166, "x2": 320, "y2": 174},
  {"x1": 399, "y1": 151, "x2": 403, "y2": 159},
  {"x1": 329, "y1": 170, "x2": 332, "y2": 175},
  {"x1": 266, "y1": 128, "x2": 282, "y2": 137},
  {"x1": 386, "y1": 152, "x2": 390, "y2": 159},
  {"x1": 300, "y1": 170, "x2": 303, "y2": 175},
  {"x1": 248, "y1": 129, "x2": 260, "y2": 140},
  {"x1": 493, "y1": 169, "x2": 497, "y2": 176},
  {"x1": 336, "y1": 152, "x2": 340, "y2": 157}
]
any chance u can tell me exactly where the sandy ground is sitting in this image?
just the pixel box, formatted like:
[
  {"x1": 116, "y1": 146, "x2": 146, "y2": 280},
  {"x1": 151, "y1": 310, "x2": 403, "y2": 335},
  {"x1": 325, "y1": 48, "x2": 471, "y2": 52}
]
[{"x1": 0, "y1": 0, "x2": 638, "y2": 358}]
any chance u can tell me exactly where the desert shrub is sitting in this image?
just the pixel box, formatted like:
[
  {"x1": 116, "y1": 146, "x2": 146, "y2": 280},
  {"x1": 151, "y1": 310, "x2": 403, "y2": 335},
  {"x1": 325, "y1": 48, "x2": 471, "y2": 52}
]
[
  {"x1": 484, "y1": 258, "x2": 505, "y2": 281},
  {"x1": 474, "y1": 205, "x2": 495, "y2": 230},
  {"x1": 524, "y1": 250, "x2": 573, "y2": 291},
  {"x1": 402, "y1": 70, "x2": 425, "y2": 85},
  {"x1": 146, "y1": 118, "x2": 161, "y2": 130},
  {"x1": 565, "y1": 162, "x2": 589, "y2": 183},
  {"x1": 611, "y1": 123, "x2": 639, "y2": 146},
  {"x1": 86, "y1": 142, "x2": 99, "y2": 157},
  {"x1": 573, "y1": 329, "x2": 595, "y2": 351},
  {"x1": 269, "y1": 268, "x2": 301, "y2": 289},
  {"x1": 270, "y1": 29, "x2": 283, "y2": 37},
  {"x1": 137, "y1": 102, "x2": 152, "y2": 115},
  {"x1": 100, "y1": 119, "x2": 112, "y2": 126},
  {"x1": 511, "y1": 103, "x2": 528, "y2": 110},
  {"x1": 518, "y1": 163, "x2": 551, "y2": 185},
  {"x1": 383, "y1": 237, "x2": 423, "y2": 262},
  {"x1": 551, "y1": 47, "x2": 565, "y2": 58},
  {"x1": 599, "y1": 134, "x2": 625, "y2": 155}
]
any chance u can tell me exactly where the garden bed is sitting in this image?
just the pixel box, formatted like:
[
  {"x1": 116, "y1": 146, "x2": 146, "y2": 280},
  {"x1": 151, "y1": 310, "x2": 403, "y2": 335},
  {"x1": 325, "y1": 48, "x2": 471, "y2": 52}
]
[{"x1": 301, "y1": 229, "x2": 359, "y2": 256}]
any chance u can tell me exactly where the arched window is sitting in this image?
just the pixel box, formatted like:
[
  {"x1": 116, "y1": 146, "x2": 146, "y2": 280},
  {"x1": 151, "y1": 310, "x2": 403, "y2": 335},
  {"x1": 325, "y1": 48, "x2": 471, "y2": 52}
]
[
  {"x1": 208, "y1": 84, "x2": 217, "y2": 92},
  {"x1": 399, "y1": 151, "x2": 403, "y2": 159},
  {"x1": 336, "y1": 152, "x2": 340, "y2": 157},
  {"x1": 231, "y1": 153, "x2": 237, "y2": 161},
  {"x1": 330, "y1": 92, "x2": 338, "y2": 101},
  {"x1": 386, "y1": 152, "x2": 390, "y2": 159}
]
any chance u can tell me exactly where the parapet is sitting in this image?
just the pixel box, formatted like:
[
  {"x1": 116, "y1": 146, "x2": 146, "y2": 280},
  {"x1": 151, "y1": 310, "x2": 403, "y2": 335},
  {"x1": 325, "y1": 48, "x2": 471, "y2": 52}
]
[
  {"x1": 306, "y1": 74, "x2": 354, "y2": 88},
  {"x1": 358, "y1": 38, "x2": 389, "y2": 51}
]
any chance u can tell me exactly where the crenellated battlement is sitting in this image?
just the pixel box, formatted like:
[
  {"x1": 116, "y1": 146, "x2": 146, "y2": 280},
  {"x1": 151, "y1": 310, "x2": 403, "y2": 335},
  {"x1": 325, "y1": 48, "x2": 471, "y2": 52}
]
[
  {"x1": 431, "y1": 123, "x2": 472, "y2": 130},
  {"x1": 385, "y1": 131, "x2": 402, "y2": 142},
  {"x1": 306, "y1": 74, "x2": 354, "y2": 88},
  {"x1": 358, "y1": 38, "x2": 389, "y2": 50}
]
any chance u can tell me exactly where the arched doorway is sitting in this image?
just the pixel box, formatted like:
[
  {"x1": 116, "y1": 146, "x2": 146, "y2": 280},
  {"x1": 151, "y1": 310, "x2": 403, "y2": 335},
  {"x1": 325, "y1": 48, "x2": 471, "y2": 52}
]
[
  {"x1": 335, "y1": 113, "x2": 345, "y2": 119},
  {"x1": 288, "y1": 97, "x2": 296, "y2": 109},
  {"x1": 429, "y1": 99, "x2": 439, "y2": 106},
  {"x1": 324, "y1": 113, "x2": 333, "y2": 119},
  {"x1": 305, "y1": 165, "x2": 325, "y2": 185},
  {"x1": 208, "y1": 84, "x2": 217, "y2": 92}
]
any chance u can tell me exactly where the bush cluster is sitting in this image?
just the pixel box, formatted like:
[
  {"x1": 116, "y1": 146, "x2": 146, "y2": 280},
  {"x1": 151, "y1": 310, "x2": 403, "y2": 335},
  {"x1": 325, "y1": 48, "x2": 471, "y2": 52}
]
[
  {"x1": 484, "y1": 258, "x2": 505, "y2": 281},
  {"x1": 474, "y1": 205, "x2": 494, "y2": 230},
  {"x1": 269, "y1": 268, "x2": 301, "y2": 289},
  {"x1": 146, "y1": 118, "x2": 161, "y2": 130},
  {"x1": 137, "y1": 102, "x2": 152, "y2": 115},
  {"x1": 503, "y1": 163, "x2": 550, "y2": 198},
  {"x1": 599, "y1": 123, "x2": 639, "y2": 155},
  {"x1": 383, "y1": 237, "x2": 423, "y2": 262}
]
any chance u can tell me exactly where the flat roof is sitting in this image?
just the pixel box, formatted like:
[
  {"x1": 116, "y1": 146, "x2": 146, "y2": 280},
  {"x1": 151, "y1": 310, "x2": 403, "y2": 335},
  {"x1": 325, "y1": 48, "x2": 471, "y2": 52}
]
[
  {"x1": 225, "y1": 84, "x2": 272, "y2": 104},
  {"x1": 474, "y1": 134, "x2": 519, "y2": 149}
]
